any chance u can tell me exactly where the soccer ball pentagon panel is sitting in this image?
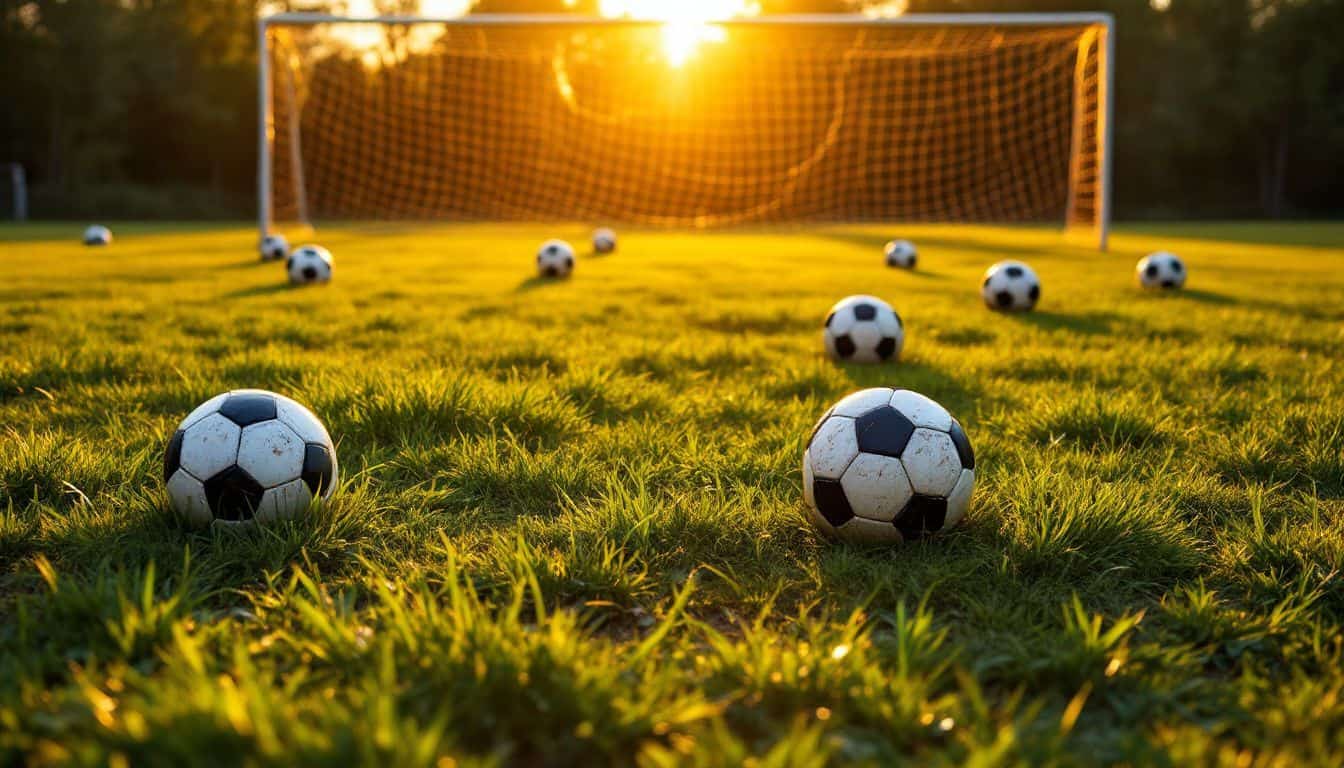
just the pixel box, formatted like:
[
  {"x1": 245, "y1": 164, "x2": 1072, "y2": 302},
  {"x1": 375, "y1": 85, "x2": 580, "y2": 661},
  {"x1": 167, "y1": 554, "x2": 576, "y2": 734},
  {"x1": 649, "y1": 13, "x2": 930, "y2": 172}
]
[
  {"x1": 163, "y1": 389, "x2": 338, "y2": 526},
  {"x1": 288, "y1": 245, "x2": 333, "y2": 285},
  {"x1": 538, "y1": 239, "x2": 575, "y2": 278},
  {"x1": 260, "y1": 233, "x2": 289, "y2": 262},
  {"x1": 83, "y1": 225, "x2": 112, "y2": 246},
  {"x1": 981, "y1": 261, "x2": 1040, "y2": 312},
  {"x1": 803, "y1": 388, "x2": 974, "y2": 544},
  {"x1": 824, "y1": 295, "x2": 904, "y2": 364},
  {"x1": 1137, "y1": 251, "x2": 1187, "y2": 290},
  {"x1": 593, "y1": 228, "x2": 617, "y2": 254},
  {"x1": 885, "y1": 239, "x2": 917, "y2": 269}
]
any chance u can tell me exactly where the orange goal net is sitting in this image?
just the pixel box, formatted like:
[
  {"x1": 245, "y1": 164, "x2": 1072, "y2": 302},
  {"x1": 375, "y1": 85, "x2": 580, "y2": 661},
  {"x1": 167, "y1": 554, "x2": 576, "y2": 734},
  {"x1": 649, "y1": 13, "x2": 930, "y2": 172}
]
[{"x1": 260, "y1": 14, "x2": 1112, "y2": 248}]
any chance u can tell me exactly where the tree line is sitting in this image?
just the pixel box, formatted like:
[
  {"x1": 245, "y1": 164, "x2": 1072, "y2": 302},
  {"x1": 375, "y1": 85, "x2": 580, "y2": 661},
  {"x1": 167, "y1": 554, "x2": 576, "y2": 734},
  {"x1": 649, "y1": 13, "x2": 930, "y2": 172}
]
[{"x1": 1, "y1": 0, "x2": 1340, "y2": 220}]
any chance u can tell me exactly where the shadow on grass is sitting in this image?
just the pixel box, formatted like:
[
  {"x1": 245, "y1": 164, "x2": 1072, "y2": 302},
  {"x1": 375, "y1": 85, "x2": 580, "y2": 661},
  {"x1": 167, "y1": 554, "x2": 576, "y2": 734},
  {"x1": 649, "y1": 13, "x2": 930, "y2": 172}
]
[
  {"x1": 1178, "y1": 289, "x2": 1238, "y2": 306},
  {"x1": 223, "y1": 283, "x2": 294, "y2": 299},
  {"x1": 1012, "y1": 310, "x2": 1123, "y2": 337},
  {"x1": 515, "y1": 275, "x2": 570, "y2": 292}
]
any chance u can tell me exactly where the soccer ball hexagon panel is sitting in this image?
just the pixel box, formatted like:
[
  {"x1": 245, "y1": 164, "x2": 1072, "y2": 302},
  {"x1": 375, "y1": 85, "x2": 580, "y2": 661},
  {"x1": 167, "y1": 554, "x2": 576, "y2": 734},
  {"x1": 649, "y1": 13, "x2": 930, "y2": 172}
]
[
  {"x1": 164, "y1": 389, "x2": 338, "y2": 526},
  {"x1": 83, "y1": 225, "x2": 112, "y2": 246},
  {"x1": 1137, "y1": 251, "x2": 1187, "y2": 290},
  {"x1": 885, "y1": 239, "x2": 917, "y2": 269},
  {"x1": 287, "y1": 245, "x2": 333, "y2": 285},
  {"x1": 803, "y1": 387, "x2": 974, "y2": 544},
  {"x1": 592, "y1": 228, "x2": 617, "y2": 254},
  {"x1": 538, "y1": 239, "x2": 576, "y2": 277},
  {"x1": 982, "y1": 261, "x2": 1040, "y2": 312},
  {"x1": 823, "y1": 295, "x2": 904, "y2": 364},
  {"x1": 260, "y1": 234, "x2": 290, "y2": 262}
]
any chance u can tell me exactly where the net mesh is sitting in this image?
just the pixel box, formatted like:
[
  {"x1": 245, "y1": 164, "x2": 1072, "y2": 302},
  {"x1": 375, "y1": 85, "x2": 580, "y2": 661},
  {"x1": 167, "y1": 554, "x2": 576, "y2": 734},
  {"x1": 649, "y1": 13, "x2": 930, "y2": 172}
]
[{"x1": 264, "y1": 18, "x2": 1107, "y2": 238}]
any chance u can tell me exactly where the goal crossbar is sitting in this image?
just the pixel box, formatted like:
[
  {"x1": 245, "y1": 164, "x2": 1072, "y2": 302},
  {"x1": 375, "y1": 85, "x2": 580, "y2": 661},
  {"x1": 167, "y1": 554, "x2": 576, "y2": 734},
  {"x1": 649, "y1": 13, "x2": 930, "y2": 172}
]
[{"x1": 258, "y1": 12, "x2": 1114, "y2": 249}]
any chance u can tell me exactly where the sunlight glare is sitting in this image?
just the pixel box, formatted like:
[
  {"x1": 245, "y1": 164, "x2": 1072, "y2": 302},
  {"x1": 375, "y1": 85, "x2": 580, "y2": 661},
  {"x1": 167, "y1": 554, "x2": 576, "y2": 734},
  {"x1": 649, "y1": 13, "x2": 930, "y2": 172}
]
[{"x1": 597, "y1": 0, "x2": 760, "y2": 67}]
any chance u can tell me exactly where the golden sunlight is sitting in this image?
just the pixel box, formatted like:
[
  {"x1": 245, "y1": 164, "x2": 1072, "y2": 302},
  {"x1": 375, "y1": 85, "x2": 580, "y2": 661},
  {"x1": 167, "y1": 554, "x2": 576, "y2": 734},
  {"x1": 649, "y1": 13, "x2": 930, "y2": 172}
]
[{"x1": 595, "y1": 0, "x2": 761, "y2": 67}]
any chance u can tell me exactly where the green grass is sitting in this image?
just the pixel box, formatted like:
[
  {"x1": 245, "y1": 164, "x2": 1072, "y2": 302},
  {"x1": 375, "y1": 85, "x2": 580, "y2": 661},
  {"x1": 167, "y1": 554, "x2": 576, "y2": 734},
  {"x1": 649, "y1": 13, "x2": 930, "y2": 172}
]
[{"x1": 1, "y1": 221, "x2": 1342, "y2": 765}]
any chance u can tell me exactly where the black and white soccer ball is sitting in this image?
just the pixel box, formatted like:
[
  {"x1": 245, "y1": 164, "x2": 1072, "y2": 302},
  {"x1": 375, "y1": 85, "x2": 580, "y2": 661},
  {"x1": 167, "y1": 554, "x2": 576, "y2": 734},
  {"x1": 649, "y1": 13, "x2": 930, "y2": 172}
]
[
  {"x1": 803, "y1": 388, "x2": 975, "y2": 544},
  {"x1": 593, "y1": 228, "x2": 617, "y2": 254},
  {"x1": 823, "y1": 295, "x2": 904, "y2": 364},
  {"x1": 538, "y1": 239, "x2": 575, "y2": 278},
  {"x1": 885, "y1": 239, "x2": 917, "y2": 269},
  {"x1": 1136, "y1": 251, "x2": 1186, "y2": 290},
  {"x1": 982, "y1": 261, "x2": 1040, "y2": 312},
  {"x1": 83, "y1": 225, "x2": 112, "y2": 246},
  {"x1": 260, "y1": 234, "x2": 290, "y2": 262},
  {"x1": 164, "y1": 389, "x2": 338, "y2": 526},
  {"x1": 287, "y1": 245, "x2": 333, "y2": 285}
]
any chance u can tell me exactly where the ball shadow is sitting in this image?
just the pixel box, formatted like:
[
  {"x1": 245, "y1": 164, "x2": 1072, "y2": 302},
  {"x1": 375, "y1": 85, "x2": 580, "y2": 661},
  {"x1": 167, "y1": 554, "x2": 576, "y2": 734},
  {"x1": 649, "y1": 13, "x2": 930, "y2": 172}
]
[
  {"x1": 515, "y1": 275, "x2": 570, "y2": 292},
  {"x1": 223, "y1": 283, "x2": 294, "y2": 299}
]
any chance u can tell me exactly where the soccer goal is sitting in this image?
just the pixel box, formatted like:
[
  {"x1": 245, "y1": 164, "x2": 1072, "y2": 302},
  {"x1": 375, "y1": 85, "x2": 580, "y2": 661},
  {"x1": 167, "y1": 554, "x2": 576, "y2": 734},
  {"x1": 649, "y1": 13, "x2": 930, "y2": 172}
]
[{"x1": 258, "y1": 13, "x2": 1113, "y2": 249}]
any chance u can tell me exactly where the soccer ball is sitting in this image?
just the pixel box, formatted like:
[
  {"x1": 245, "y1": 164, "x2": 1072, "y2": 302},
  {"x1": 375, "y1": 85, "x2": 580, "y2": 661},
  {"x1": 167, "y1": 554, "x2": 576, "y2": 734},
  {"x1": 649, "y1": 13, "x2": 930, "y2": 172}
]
[
  {"x1": 803, "y1": 388, "x2": 975, "y2": 544},
  {"x1": 982, "y1": 261, "x2": 1040, "y2": 312},
  {"x1": 1137, "y1": 251, "x2": 1186, "y2": 290},
  {"x1": 885, "y1": 239, "x2": 917, "y2": 269},
  {"x1": 288, "y1": 245, "x2": 333, "y2": 285},
  {"x1": 538, "y1": 239, "x2": 575, "y2": 278},
  {"x1": 83, "y1": 225, "x2": 112, "y2": 246},
  {"x1": 823, "y1": 295, "x2": 904, "y2": 364},
  {"x1": 593, "y1": 228, "x2": 617, "y2": 254},
  {"x1": 260, "y1": 234, "x2": 289, "y2": 262},
  {"x1": 163, "y1": 389, "x2": 338, "y2": 526}
]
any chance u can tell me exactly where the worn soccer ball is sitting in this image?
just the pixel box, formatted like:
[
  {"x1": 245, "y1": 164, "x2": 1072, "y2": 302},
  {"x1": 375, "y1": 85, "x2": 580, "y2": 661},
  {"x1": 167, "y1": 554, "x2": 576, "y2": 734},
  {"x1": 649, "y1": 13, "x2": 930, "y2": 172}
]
[
  {"x1": 164, "y1": 389, "x2": 338, "y2": 526},
  {"x1": 83, "y1": 225, "x2": 112, "y2": 246},
  {"x1": 803, "y1": 388, "x2": 975, "y2": 544},
  {"x1": 593, "y1": 228, "x2": 617, "y2": 254},
  {"x1": 885, "y1": 240, "x2": 917, "y2": 269},
  {"x1": 823, "y1": 295, "x2": 904, "y2": 364},
  {"x1": 538, "y1": 239, "x2": 575, "y2": 278},
  {"x1": 260, "y1": 234, "x2": 289, "y2": 262},
  {"x1": 1137, "y1": 251, "x2": 1186, "y2": 290},
  {"x1": 982, "y1": 261, "x2": 1040, "y2": 312},
  {"x1": 287, "y1": 245, "x2": 333, "y2": 285}
]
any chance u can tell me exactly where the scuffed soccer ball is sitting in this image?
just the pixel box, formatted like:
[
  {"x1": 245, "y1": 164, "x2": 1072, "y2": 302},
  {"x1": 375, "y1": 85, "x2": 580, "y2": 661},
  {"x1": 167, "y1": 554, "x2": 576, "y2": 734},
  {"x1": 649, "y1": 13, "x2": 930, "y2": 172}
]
[
  {"x1": 260, "y1": 234, "x2": 289, "y2": 262},
  {"x1": 538, "y1": 239, "x2": 575, "y2": 278},
  {"x1": 83, "y1": 225, "x2": 112, "y2": 246},
  {"x1": 885, "y1": 240, "x2": 917, "y2": 269},
  {"x1": 287, "y1": 245, "x2": 333, "y2": 285},
  {"x1": 804, "y1": 388, "x2": 975, "y2": 544},
  {"x1": 824, "y1": 295, "x2": 904, "y2": 364},
  {"x1": 593, "y1": 228, "x2": 617, "y2": 254},
  {"x1": 982, "y1": 261, "x2": 1040, "y2": 312},
  {"x1": 1137, "y1": 251, "x2": 1186, "y2": 290},
  {"x1": 164, "y1": 389, "x2": 338, "y2": 526}
]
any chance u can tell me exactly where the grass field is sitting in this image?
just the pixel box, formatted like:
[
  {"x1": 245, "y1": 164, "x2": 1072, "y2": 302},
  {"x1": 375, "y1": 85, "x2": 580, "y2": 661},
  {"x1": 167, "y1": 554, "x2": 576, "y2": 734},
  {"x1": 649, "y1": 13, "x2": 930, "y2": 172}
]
[{"x1": 2, "y1": 222, "x2": 1343, "y2": 765}]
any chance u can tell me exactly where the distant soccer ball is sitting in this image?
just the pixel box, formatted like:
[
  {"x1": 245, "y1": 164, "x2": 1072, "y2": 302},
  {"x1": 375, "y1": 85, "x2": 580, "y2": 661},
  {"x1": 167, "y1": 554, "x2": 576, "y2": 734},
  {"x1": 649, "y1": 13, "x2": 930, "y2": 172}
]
[
  {"x1": 982, "y1": 261, "x2": 1040, "y2": 312},
  {"x1": 1137, "y1": 251, "x2": 1186, "y2": 290},
  {"x1": 885, "y1": 240, "x2": 917, "y2": 269},
  {"x1": 824, "y1": 295, "x2": 904, "y2": 364},
  {"x1": 287, "y1": 245, "x2": 333, "y2": 285},
  {"x1": 163, "y1": 389, "x2": 338, "y2": 526},
  {"x1": 83, "y1": 225, "x2": 112, "y2": 246},
  {"x1": 537, "y1": 239, "x2": 575, "y2": 278},
  {"x1": 260, "y1": 234, "x2": 289, "y2": 262},
  {"x1": 804, "y1": 388, "x2": 975, "y2": 544},
  {"x1": 593, "y1": 228, "x2": 617, "y2": 254}
]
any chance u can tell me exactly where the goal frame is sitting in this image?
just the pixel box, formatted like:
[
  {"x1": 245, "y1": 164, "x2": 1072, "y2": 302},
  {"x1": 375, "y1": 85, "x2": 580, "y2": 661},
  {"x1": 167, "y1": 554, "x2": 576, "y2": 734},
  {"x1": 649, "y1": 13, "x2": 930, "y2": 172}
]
[{"x1": 257, "y1": 12, "x2": 1114, "y2": 250}]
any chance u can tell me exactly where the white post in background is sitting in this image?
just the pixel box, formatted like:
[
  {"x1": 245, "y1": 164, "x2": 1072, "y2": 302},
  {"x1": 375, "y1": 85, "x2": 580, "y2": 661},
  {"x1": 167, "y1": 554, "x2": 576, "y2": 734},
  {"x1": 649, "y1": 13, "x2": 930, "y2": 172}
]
[
  {"x1": 257, "y1": 17, "x2": 272, "y2": 240},
  {"x1": 6, "y1": 163, "x2": 27, "y2": 221},
  {"x1": 1097, "y1": 20, "x2": 1114, "y2": 252}
]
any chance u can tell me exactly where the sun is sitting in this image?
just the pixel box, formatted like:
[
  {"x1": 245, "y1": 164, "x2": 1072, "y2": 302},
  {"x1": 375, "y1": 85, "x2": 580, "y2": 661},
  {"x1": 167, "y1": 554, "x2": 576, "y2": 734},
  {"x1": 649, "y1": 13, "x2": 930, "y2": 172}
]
[{"x1": 595, "y1": 0, "x2": 761, "y2": 67}]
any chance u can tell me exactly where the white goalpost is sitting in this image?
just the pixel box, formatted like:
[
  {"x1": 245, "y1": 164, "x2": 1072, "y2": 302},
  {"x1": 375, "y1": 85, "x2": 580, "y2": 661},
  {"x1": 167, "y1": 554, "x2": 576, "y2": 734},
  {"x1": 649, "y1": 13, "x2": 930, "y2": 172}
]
[{"x1": 258, "y1": 13, "x2": 1114, "y2": 249}]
